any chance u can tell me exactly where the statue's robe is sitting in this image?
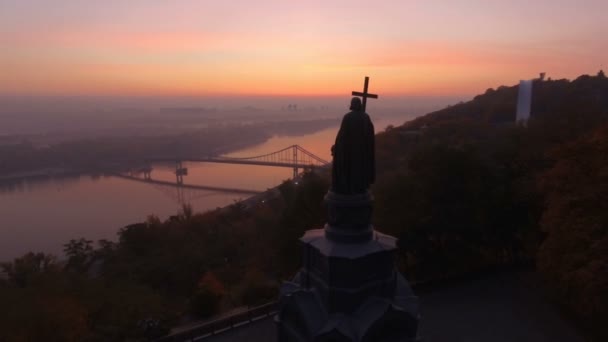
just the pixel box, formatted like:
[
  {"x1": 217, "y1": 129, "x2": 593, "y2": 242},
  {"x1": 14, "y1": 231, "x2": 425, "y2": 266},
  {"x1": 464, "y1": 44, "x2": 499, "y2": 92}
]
[{"x1": 331, "y1": 110, "x2": 375, "y2": 195}]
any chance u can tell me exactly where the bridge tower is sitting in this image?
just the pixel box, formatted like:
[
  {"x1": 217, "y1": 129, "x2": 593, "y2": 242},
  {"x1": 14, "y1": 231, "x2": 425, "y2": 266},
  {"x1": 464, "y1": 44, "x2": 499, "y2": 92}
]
[
  {"x1": 176, "y1": 184, "x2": 186, "y2": 205},
  {"x1": 293, "y1": 145, "x2": 298, "y2": 179},
  {"x1": 143, "y1": 167, "x2": 152, "y2": 180},
  {"x1": 175, "y1": 160, "x2": 188, "y2": 185}
]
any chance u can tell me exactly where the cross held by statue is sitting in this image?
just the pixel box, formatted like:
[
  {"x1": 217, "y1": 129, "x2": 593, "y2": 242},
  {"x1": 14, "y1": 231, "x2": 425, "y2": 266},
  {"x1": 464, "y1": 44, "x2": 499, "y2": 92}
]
[{"x1": 352, "y1": 76, "x2": 379, "y2": 112}]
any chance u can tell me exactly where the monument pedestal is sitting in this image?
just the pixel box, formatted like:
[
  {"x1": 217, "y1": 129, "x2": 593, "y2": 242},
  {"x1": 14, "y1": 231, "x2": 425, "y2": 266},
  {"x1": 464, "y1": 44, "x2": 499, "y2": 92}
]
[{"x1": 276, "y1": 192, "x2": 419, "y2": 342}]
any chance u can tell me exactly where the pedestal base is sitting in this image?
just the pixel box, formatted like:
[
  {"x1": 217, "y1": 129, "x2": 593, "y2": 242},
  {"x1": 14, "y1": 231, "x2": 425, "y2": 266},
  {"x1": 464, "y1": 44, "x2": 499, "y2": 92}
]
[
  {"x1": 276, "y1": 229, "x2": 419, "y2": 342},
  {"x1": 276, "y1": 191, "x2": 419, "y2": 341}
]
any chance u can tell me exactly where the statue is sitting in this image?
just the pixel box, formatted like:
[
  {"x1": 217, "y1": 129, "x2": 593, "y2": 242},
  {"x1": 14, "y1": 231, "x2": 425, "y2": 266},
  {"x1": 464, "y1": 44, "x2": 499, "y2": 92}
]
[
  {"x1": 277, "y1": 77, "x2": 419, "y2": 342},
  {"x1": 331, "y1": 97, "x2": 375, "y2": 194}
]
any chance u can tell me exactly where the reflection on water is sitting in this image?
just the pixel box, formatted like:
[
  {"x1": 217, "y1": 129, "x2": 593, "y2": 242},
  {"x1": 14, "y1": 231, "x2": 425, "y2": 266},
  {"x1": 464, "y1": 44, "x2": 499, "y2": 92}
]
[
  {"x1": 0, "y1": 117, "x2": 400, "y2": 261},
  {"x1": 0, "y1": 174, "x2": 240, "y2": 262},
  {"x1": 0, "y1": 174, "x2": 84, "y2": 195}
]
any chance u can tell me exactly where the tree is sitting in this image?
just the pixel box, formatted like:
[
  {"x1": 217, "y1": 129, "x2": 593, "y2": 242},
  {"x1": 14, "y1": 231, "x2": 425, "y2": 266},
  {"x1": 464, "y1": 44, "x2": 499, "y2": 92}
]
[
  {"x1": 239, "y1": 270, "x2": 277, "y2": 307},
  {"x1": 63, "y1": 238, "x2": 94, "y2": 273},
  {"x1": 1, "y1": 252, "x2": 58, "y2": 288},
  {"x1": 0, "y1": 292, "x2": 89, "y2": 342},
  {"x1": 189, "y1": 272, "x2": 225, "y2": 318},
  {"x1": 538, "y1": 124, "x2": 608, "y2": 341},
  {"x1": 273, "y1": 173, "x2": 329, "y2": 274},
  {"x1": 374, "y1": 144, "x2": 500, "y2": 279}
]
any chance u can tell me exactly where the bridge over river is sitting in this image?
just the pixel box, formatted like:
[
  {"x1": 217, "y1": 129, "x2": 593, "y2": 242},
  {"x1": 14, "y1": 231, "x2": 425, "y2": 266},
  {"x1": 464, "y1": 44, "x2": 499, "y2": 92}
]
[
  {"x1": 112, "y1": 174, "x2": 260, "y2": 195},
  {"x1": 145, "y1": 144, "x2": 329, "y2": 182},
  {"x1": 119, "y1": 145, "x2": 329, "y2": 204}
]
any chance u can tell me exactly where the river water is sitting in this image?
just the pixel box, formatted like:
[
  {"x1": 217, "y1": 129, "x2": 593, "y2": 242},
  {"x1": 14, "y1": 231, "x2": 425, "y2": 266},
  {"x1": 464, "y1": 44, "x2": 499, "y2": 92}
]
[{"x1": 0, "y1": 118, "x2": 400, "y2": 262}]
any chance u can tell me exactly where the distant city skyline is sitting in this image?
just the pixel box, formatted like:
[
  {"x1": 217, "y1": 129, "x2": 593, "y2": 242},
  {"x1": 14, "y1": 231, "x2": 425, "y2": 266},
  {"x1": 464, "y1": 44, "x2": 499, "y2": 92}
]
[{"x1": 1, "y1": 0, "x2": 606, "y2": 97}]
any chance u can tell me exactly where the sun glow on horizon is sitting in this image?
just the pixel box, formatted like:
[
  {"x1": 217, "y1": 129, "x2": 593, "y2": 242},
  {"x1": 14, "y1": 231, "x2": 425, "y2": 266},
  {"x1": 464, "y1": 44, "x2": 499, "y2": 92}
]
[{"x1": 1, "y1": 1, "x2": 607, "y2": 97}]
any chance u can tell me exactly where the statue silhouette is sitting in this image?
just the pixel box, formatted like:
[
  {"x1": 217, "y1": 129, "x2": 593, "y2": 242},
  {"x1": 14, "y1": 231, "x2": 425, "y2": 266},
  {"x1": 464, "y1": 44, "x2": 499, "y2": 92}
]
[{"x1": 331, "y1": 97, "x2": 375, "y2": 194}]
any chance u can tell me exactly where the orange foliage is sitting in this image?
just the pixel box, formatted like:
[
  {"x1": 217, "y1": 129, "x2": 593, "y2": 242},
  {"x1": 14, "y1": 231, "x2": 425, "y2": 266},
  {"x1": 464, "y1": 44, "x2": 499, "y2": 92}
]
[
  {"x1": 198, "y1": 272, "x2": 225, "y2": 296},
  {"x1": 538, "y1": 124, "x2": 608, "y2": 340}
]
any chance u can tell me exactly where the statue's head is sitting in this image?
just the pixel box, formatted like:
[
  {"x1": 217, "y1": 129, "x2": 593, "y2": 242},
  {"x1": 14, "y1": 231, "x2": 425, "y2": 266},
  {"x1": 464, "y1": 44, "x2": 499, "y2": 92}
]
[{"x1": 350, "y1": 97, "x2": 362, "y2": 111}]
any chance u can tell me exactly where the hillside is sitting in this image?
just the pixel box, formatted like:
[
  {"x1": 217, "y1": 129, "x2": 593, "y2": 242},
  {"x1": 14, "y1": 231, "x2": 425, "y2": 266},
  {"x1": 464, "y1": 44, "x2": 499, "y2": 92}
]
[
  {"x1": 1, "y1": 72, "x2": 607, "y2": 341},
  {"x1": 372, "y1": 70, "x2": 608, "y2": 341}
]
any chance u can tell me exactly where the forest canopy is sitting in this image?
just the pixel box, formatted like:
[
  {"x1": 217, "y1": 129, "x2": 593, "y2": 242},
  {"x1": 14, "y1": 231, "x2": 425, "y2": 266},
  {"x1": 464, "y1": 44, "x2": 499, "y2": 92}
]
[{"x1": 1, "y1": 72, "x2": 607, "y2": 341}]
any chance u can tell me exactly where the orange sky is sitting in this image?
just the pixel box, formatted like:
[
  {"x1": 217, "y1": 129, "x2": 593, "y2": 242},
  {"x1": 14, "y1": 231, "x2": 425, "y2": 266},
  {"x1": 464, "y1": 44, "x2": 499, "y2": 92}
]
[{"x1": 1, "y1": 1, "x2": 607, "y2": 97}]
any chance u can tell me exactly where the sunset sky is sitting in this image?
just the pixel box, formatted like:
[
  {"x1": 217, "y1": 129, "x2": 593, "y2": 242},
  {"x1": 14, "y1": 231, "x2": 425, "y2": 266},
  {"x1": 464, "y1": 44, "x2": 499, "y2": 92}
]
[{"x1": 1, "y1": 0, "x2": 606, "y2": 97}]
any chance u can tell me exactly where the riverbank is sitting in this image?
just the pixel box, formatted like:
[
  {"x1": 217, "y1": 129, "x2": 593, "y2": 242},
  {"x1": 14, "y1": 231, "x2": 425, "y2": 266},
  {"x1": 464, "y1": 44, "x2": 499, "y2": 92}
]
[
  {"x1": 0, "y1": 168, "x2": 80, "y2": 183},
  {"x1": 0, "y1": 119, "x2": 345, "y2": 263}
]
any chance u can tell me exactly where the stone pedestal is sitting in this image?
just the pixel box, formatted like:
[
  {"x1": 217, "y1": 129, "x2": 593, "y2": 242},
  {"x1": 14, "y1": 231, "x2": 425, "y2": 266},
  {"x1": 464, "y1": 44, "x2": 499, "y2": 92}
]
[{"x1": 276, "y1": 191, "x2": 419, "y2": 342}]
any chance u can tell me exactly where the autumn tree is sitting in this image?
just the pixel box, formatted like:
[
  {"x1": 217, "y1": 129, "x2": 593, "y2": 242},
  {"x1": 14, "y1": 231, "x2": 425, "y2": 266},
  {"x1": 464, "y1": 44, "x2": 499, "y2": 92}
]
[
  {"x1": 0, "y1": 252, "x2": 58, "y2": 288},
  {"x1": 64, "y1": 238, "x2": 94, "y2": 273},
  {"x1": 189, "y1": 272, "x2": 226, "y2": 318},
  {"x1": 538, "y1": 124, "x2": 608, "y2": 341}
]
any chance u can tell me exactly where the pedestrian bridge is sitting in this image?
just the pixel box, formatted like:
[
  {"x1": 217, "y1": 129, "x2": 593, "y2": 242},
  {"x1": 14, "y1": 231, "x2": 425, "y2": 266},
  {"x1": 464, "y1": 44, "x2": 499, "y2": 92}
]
[{"x1": 118, "y1": 145, "x2": 330, "y2": 204}]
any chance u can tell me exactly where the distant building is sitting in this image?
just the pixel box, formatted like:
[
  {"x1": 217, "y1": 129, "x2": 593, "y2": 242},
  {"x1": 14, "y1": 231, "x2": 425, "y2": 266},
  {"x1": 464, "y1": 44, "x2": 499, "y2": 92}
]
[
  {"x1": 516, "y1": 72, "x2": 548, "y2": 124},
  {"x1": 516, "y1": 80, "x2": 533, "y2": 124},
  {"x1": 538, "y1": 72, "x2": 546, "y2": 81}
]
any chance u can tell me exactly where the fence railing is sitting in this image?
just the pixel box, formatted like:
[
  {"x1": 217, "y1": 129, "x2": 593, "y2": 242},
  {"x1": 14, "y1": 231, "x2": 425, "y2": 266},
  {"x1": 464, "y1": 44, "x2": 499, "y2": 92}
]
[{"x1": 156, "y1": 301, "x2": 277, "y2": 342}]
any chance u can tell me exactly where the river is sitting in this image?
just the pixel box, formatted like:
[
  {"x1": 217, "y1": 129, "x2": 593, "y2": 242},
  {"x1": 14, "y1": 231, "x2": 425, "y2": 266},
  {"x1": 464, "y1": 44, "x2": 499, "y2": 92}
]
[{"x1": 0, "y1": 117, "x2": 401, "y2": 262}]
